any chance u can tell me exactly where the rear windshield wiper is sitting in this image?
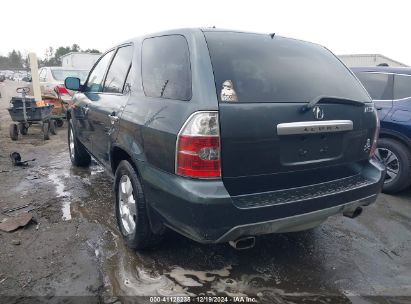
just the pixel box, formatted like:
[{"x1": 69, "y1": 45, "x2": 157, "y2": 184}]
[{"x1": 300, "y1": 96, "x2": 365, "y2": 113}]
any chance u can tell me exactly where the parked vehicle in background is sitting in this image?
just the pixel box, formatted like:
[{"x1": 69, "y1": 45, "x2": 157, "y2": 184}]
[
  {"x1": 0, "y1": 74, "x2": 5, "y2": 82},
  {"x1": 22, "y1": 74, "x2": 32, "y2": 82},
  {"x1": 38, "y1": 67, "x2": 88, "y2": 102},
  {"x1": 65, "y1": 28, "x2": 384, "y2": 250},
  {"x1": 352, "y1": 67, "x2": 411, "y2": 193},
  {"x1": 60, "y1": 52, "x2": 101, "y2": 70},
  {"x1": 13, "y1": 73, "x2": 28, "y2": 82}
]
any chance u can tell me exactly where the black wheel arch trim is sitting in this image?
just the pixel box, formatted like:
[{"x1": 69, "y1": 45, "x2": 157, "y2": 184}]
[
  {"x1": 379, "y1": 128, "x2": 411, "y2": 150},
  {"x1": 110, "y1": 143, "x2": 164, "y2": 234}
]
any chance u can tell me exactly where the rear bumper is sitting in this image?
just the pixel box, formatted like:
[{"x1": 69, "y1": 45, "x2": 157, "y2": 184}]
[
  {"x1": 216, "y1": 194, "x2": 376, "y2": 242},
  {"x1": 139, "y1": 159, "x2": 385, "y2": 243}
]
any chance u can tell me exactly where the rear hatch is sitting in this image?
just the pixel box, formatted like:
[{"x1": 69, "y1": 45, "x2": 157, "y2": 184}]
[{"x1": 203, "y1": 31, "x2": 377, "y2": 196}]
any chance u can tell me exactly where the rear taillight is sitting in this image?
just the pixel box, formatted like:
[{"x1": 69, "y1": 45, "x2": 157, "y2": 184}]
[
  {"x1": 55, "y1": 85, "x2": 69, "y2": 95},
  {"x1": 176, "y1": 112, "x2": 221, "y2": 178},
  {"x1": 369, "y1": 109, "x2": 380, "y2": 157}
]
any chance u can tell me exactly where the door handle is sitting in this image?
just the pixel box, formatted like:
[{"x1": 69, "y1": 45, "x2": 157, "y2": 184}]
[
  {"x1": 108, "y1": 113, "x2": 119, "y2": 124},
  {"x1": 375, "y1": 106, "x2": 383, "y2": 110}
]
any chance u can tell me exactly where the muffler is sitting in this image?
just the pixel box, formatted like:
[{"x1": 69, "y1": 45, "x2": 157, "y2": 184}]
[
  {"x1": 229, "y1": 236, "x2": 256, "y2": 250},
  {"x1": 343, "y1": 206, "x2": 363, "y2": 219}
]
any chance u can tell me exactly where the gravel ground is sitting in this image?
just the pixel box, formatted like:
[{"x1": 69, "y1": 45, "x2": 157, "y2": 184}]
[{"x1": 0, "y1": 80, "x2": 410, "y2": 304}]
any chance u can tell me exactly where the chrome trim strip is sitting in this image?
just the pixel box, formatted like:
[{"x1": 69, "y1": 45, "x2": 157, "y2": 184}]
[{"x1": 277, "y1": 120, "x2": 353, "y2": 135}]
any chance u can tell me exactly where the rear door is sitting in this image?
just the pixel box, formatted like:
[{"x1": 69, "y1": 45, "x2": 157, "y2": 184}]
[
  {"x1": 88, "y1": 45, "x2": 134, "y2": 167},
  {"x1": 204, "y1": 32, "x2": 377, "y2": 195}
]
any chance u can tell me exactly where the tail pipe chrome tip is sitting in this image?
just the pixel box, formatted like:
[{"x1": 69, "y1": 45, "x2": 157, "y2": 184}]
[
  {"x1": 229, "y1": 236, "x2": 256, "y2": 250},
  {"x1": 343, "y1": 206, "x2": 363, "y2": 219}
]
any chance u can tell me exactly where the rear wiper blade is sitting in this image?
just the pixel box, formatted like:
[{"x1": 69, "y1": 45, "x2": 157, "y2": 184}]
[{"x1": 300, "y1": 96, "x2": 364, "y2": 113}]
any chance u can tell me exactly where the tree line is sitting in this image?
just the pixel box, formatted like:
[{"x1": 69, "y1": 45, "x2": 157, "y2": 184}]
[{"x1": 0, "y1": 44, "x2": 100, "y2": 70}]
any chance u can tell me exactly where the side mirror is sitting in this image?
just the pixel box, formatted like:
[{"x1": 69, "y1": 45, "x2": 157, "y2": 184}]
[{"x1": 65, "y1": 77, "x2": 81, "y2": 91}]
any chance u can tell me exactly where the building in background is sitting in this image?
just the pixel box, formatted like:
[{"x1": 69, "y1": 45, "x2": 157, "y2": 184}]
[
  {"x1": 60, "y1": 52, "x2": 101, "y2": 70},
  {"x1": 338, "y1": 54, "x2": 408, "y2": 67}
]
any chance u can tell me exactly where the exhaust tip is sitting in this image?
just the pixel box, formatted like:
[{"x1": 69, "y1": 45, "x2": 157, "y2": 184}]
[
  {"x1": 343, "y1": 206, "x2": 363, "y2": 219},
  {"x1": 229, "y1": 236, "x2": 256, "y2": 250}
]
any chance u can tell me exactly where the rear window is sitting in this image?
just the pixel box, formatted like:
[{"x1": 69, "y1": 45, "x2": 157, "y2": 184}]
[
  {"x1": 354, "y1": 72, "x2": 393, "y2": 100},
  {"x1": 394, "y1": 74, "x2": 411, "y2": 99},
  {"x1": 204, "y1": 32, "x2": 370, "y2": 103},
  {"x1": 51, "y1": 69, "x2": 88, "y2": 82},
  {"x1": 142, "y1": 35, "x2": 191, "y2": 101}
]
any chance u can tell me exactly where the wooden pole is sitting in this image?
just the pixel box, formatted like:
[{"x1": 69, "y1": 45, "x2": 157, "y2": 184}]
[{"x1": 28, "y1": 53, "x2": 41, "y2": 102}]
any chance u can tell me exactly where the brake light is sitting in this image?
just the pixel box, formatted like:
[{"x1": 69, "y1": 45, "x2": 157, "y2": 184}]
[
  {"x1": 369, "y1": 109, "x2": 380, "y2": 157},
  {"x1": 176, "y1": 112, "x2": 221, "y2": 178},
  {"x1": 55, "y1": 85, "x2": 69, "y2": 95}
]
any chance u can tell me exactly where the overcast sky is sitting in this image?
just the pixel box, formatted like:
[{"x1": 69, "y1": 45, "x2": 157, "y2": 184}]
[{"x1": 2, "y1": 0, "x2": 410, "y2": 65}]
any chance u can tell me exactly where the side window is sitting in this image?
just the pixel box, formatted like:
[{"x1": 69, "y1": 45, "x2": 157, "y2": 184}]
[
  {"x1": 123, "y1": 71, "x2": 132, "y2": 95},
  {"x1": 85, "y1": 50, "x2": 114, "y2": 93},
  {"x1": 142, "y1": 35, "x2": 191, "y2": 101},
  {"x1": 103, "y1": 45, "x2": 133, "y2": 93},
  {"x1": 355, "y1": 72, "x2": 393, "y2": 100},
  {"x1": 394, "y1": 75, "x2": 411, "y2": 100}
]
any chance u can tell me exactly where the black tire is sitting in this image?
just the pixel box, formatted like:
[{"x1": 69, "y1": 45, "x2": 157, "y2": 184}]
[
  {"x1": 9, "y1": 124, "x2": 18, "y2": 141},
  {"x1": 42, "y1": 122, "x2": 50, "y2": 140},
  {"x1": 50, "y1": 120, "x2": 57, "y2": 135},
  {"x1": 68, "y1": 119, "x2": 91, "y2": 167},
  {"x1": 114, "y1": 160, "x2": 162, "y2": 250},
  {"x1": 18, "y1": 123, "x2": 28, "y2": 135},
  {"x1": 377, "y1": 138, "x2": 411, "y2": 193},
  {"x1": 56, "y1": 119, "x2": 64, "y2": 128}
]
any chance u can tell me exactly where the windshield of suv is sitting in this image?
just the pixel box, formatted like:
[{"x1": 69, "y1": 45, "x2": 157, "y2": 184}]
[
  {"x1": 51, "y1": 69, "x2": 88, "y2": 82},
  {"x1": 204, "y1": 32, "x2": 371, "y2": 103}
]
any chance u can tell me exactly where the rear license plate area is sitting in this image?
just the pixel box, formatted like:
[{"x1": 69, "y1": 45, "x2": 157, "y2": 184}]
[{"x1": 280, "y1": 133, "x2": 342, "y2": 164}]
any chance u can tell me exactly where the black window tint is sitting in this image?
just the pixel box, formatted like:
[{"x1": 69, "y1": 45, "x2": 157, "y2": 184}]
[
  {"x1": 354, "y1": 72, "x2": 393, "y2": 100},
  {"x1": 394, "y1": 75, "x2": 411, "y2": 99},
  {"x1": 142, "y1": 35, "x2": 191, "y2": 100},
  {"x1": 85, "y1": 50, "x2": 114, "y2": 92},
  {"x1": 204, "y1": 32, "x2": 370, "y2": 103},
  {"x1": 104, "y1": 46, "x2": 133, "y2": 93}
]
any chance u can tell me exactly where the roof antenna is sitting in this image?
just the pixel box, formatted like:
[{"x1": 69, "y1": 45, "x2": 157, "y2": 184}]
[{"x1": 269, "y1": 33, "x2": 275, "y2": 39}]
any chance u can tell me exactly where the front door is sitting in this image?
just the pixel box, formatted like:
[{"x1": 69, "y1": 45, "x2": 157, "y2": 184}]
[{"x1": 73, "y1": 50, "x2": 115, "y2": 152}]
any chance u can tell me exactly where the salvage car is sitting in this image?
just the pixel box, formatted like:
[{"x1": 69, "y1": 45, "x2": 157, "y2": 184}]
[
  {"x1": 65, "y1": 29, "x2": 385, "y2": 250},
  {"x1": 38, "y1": 67, "x2": 88, "y2": 102},
  {"x1": 352, "y1": 66, "x2": 411, "y2": 193}
]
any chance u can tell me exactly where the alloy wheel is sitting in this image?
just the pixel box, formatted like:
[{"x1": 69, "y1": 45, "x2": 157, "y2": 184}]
[
  {"x1": 69, "y1": 128, "x2": 75, "y2": 160},
  {"x1": 375, "y1": 148, "x2": 400, "y2": 184},
  {"x1": 118, "y1": 175, "x2": 137, "y2": 235}
]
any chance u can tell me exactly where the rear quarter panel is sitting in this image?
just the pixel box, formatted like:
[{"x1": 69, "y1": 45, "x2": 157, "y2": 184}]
[{"x1": 117, "y1": 29, "x2": 219, "y2": 174}]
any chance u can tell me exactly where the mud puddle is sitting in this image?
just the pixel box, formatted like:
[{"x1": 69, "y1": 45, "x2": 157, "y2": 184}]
[{"x1": 42, "y1": 154, "x2": 356, "y2": 303}]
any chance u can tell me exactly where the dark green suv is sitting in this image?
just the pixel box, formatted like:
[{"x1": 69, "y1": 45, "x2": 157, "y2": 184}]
[{"x1": 65, "y1": 29, "x2": 385, "y2": 250}]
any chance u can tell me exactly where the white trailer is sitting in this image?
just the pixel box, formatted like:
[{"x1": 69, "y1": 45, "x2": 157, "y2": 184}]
[{"x1": 60, "y1": 52, "x2": 101, "y2": 70}]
